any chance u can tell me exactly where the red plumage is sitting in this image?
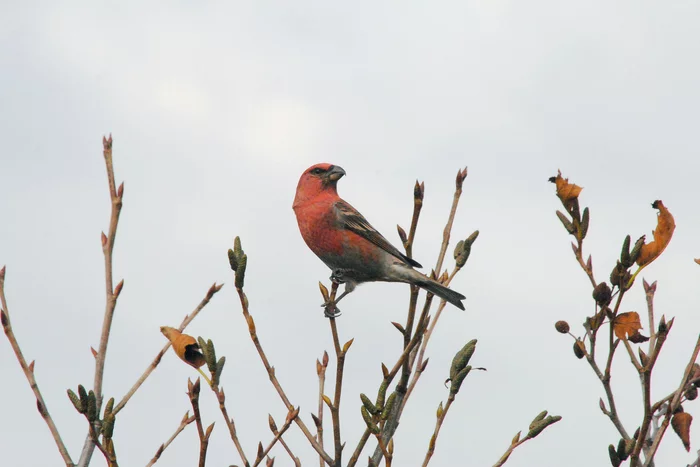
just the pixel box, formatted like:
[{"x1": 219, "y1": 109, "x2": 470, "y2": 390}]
[{"x1": 293, "y1": 163, "x2": 465, "y2": 313}]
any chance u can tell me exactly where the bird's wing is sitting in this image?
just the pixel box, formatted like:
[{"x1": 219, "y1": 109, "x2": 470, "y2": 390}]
[{"x1": 334, "y1": 200, "x2": 422, "y2": 268}]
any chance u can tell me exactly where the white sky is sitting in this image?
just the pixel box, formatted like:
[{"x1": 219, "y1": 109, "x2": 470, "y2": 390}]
[{"x1": 2, "y1": 2, "x2": 700, "y2": 466}]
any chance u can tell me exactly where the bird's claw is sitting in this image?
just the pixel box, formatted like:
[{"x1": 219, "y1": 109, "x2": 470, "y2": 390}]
[
  {"x1": 330, "y1": 269, "x2": 348, "y2": 284},
  {"x1": 322, "y1": 301, "x2": 342, "y2": 318}
]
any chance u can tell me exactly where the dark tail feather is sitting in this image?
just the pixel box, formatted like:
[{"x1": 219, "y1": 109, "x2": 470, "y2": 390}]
[{"x1": 416, "y1": 278, "x2": 466, "y2": 310}]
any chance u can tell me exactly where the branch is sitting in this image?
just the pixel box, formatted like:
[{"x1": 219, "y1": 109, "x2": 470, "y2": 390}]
[
  {"x1": 493, "y1": 412, "x2": 562, "y2": 466},
  {"x1": 253, "y1": 408, "x2": 299, "y2": 467},
  {"x1": 404, "y1": 267, "x2": 459, "y2": 403},
  {"x1": 421, "y1": 397, "x2": 454, "y2": 466},
  {"x1": 372, "y1": 167, "x2": 468, "y2": 465},
  {"x1": 145, "y1": 412, "x2": 195, "y2": 467},
  {"x1": 0, "y1": 267, "x2": 74, "y2": 466},
  {"x1": 316, "y1": 351, "x2": 329, "y2": 467},
  {"x1": 213, "y1": 387, "x2": 250, "y2": 467},
  {"x1": 113, "y1": 282, "x2": 223, "y2": 415},
  {"x1": 78, "y1": 135, "x2": 124, "y2": 467},
  {"x1": 328, "y1": 283, "x2": 352, "y2": 466},
  {"x1": 643, "y1": 335, "x2": 700, "y2": 466},
  {"x1": 235, "y1": 286, "x2": 334, "y2": 465},
  {"x1": 87, "y1": 419, "x2": 118, "y2": 467},
  {"x1": 188, "y1": 378, "x2": 214, "y2": 467},
  {"x1": 347, "y1": 429, "x2": 371, "y2": 467}
]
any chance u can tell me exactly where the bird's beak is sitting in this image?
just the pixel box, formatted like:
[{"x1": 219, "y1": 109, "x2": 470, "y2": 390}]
[{"x1": 327, "y1": 165, "x2": 346, "y2": 182}]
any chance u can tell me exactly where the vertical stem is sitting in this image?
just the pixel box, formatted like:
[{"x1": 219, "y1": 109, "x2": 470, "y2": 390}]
[
  {"x1": 79, "y1": 135, "x2": 124, "y2": 467},
  {"x1": 329, "y1": 312, "x2": 345, "y2": 467}
]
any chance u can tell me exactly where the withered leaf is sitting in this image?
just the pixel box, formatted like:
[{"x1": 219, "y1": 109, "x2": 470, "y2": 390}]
[
  {"x1": 695, "y1": 258, "x2": 700, "y2": 265},
  {"x1": 636, "y1": 201, "x2": 675, "y2": 267},
  {"x1": 613, "y1": 312, "x2": 643, "y2": 341},
  {"x1": 160, "y1": 326, "x2": 206, "y2": 369},
  {"x1": 628, "y1": 332, "x2": 650, "y2": 344},
  {"x1": 671, "y1": 411, "x2": 692, "y2": 451},
  {"x1": 586, "y1": 310, "x2": 606, "y2": 333},
  {"x1": 550, "y1": 170, "x2": 583, "y2": 205}
]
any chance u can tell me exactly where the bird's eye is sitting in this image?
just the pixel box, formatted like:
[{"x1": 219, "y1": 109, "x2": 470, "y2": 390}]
[{"x1": 310, "y1": 168, "x2": 324, "y2": 175}]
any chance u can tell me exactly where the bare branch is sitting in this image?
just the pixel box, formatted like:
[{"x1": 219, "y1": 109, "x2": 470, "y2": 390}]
[
  {"x1": 253, "y1": 408, "x2": 299, "y2": 467},
  {"x1": 235, "y1": 285, "x2": 334, "y2": 465},
  {"x1": 113, "y1": 282, "x2": 223, "y2": 415},
  {"x1": 79, "y1": 135, "x2": 124, "y2": 466},
  {"x1": 145, "y1": 412, "x2": 195, "y2": 467},
  {"x1": 372, "y1": 168, "x2": 468, "y2": 465},
  {"x1": 316, "y1": 352, "x2": 329, "y2": 467},
  {"x1": 188, "y1": 378, "x2": 213, "y2": 467},
  {"x1": 421, "y1": 397, "x2": 454, "y2": 467},
  {"x1": 213, "y1": 387, "x2": 249, "y2": 467},
  {"x1": 0, "y1": 267, "x2": 75, "y2": 466},
  {"x1": 643, "y1": 335, "x2": 700, "y2": 466}
]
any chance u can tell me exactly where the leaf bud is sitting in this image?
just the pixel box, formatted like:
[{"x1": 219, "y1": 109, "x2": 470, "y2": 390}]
[
  {"x1": 620, "y1": 235, "x2": 632, "y2": 267},
  {"x1": 608, "y1": 444, "x2": 621, "y2": 467},
  {"x1": 67, "y1": 389, "x2": 84, "y2": 414},
  {"x1": 556, "y1": 211, "x2": 575, "y2": 235},
  {"x1": 579, "y1": 207, "x2": 590, "y2": 240},
  {"x1": 449, "y1": 339, "x2": 477, "y2": 381}
]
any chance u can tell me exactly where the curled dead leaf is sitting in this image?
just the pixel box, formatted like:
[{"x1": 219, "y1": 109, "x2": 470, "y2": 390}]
[
  {"x1": 671, "y1": 411, "x2": 692, "y2": 452},
  {"x1": 636, "y1": 201, "x2": 675, "y2": 267},
  {"x1": 613, "y1": 312, "x2": 644, "y2": 341},
  {"x1": 160, "y1": 326, "x2": 205, "y2": 369},
  {"x1": 549, "y1": 170, "x2": 583, "y2": 206}
]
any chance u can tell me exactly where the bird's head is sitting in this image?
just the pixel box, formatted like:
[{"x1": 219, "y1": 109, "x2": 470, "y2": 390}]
[{"x1": 293, "y1": 163, "x2": 346, "y2": 207}]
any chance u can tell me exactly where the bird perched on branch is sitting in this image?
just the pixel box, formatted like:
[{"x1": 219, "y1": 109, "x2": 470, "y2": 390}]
[{"x1": 293, "y1": 163, "x2": 465, "y2": 317}]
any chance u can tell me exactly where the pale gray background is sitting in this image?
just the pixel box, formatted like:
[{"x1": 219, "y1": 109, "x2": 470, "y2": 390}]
[{"x1": 2, "y1": 2, "x2": 700, "y2": 466}]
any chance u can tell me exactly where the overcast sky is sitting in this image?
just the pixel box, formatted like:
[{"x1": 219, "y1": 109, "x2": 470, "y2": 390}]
[{"x1": 2, "y1": 2, "x2": 700, "y2": 466}]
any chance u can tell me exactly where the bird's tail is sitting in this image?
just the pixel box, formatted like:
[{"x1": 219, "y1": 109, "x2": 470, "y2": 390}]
[
  {"x1": 416, "y1": 277, "x2": 466, "y2": 310},
  {"x1": 395, "y1": 266, "x2": 466, "y2": 310}
]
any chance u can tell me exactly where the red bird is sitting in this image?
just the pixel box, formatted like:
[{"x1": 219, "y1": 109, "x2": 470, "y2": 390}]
[{"x1": 293, "y1": 163, "x2": 465, "y2": 316}]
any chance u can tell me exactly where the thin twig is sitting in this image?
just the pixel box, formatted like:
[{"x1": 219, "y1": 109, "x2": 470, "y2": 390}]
[
  {"x1": 145, "y1": 412, "x2": 195, "y2": 467},
  {"x1": 317, "y1": 351, "x2": 329, "y2": 467},
  {"x1": 643, "y1": 335, "x2": 700, "y2": 466},
  {"x1": 213, "y1": 387, "x2": 250, "y2": 467},
  {"x1": 277, "y1": 434, "x2": 301, "y2": 467},
  {"x1": 253, "y1": 408, "x2": 299, "y2": 467},
  {"x1": 405, "y1": 267, "x2": 459, "y2": 403},
  {"x1": 492, "y1": 434, "x2": 531, "y2": 467},
  {"x1": 347, "y1": 428, "x2": 371, "y2": 467},
  {"x1": 235, "y1": 286, "x2": 334, "y2": 465},
  {"x1": 421, "y1": 397, "x2": 454, "y2": 467},
  {"x1": 373, "y1": 434, "x2": 392, "y2": 467},
  {"x1": 0, "y1": 267, "x2": 75, "y2": 466},
  {"x1": 372, "y1": 168, "x2": 468, "y2": 466},
  {"x1": 188, "y1": 378, "x2": 213, "y2": 467},
  {"x1": 113, "y1": 282, "x2": 223, "y2": 415},
  {"x1": 87, "y1": 420, "x2": 118, "y2": 467},
  {"x1": 79, "y1": 135, "x2": 124, "y2": 467},
  {"x1": 622, "y1": 339, "x2": 643, "y2": 372},
  {"x1": 572, "y1": 237, "x2": 597, "y2": 288},
  {"x1": 328, "y1": 283, "x2": 348, "y2": 467}
]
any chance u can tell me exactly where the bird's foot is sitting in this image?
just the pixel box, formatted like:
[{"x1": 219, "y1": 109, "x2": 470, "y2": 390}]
[
  {"x1": 322, "y1": 300, "x2": 342, "y2": 318},
  {"x1": 329, "y1": 268, "x2": 349, "y2": 284}
]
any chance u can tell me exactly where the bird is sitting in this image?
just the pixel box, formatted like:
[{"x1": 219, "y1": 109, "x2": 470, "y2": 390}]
[{"x1": 293, "y1": 163, "x2": 465, "y2": 317}]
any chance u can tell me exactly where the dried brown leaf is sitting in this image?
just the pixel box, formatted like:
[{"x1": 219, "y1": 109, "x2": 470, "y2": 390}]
[
  {"x1": 613, "y1": 312, "x2": 643, "y2": 341},
  {"x1": 551, "y1": 170, "x2": 583, "y2": 204},
  {"x1": 636, "y1": 201, "x2": 676, "y2": 267},
  {"x1": 160, "y1": 326, "x2": 205, "y2": 369},
  {"x1": 672, "y1": 411, "x2": 692, "y2": 451}
]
